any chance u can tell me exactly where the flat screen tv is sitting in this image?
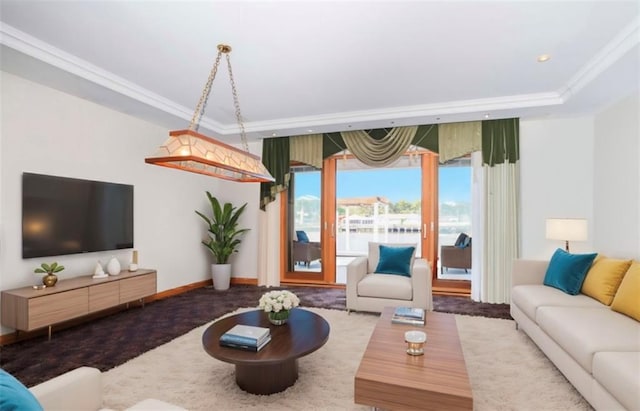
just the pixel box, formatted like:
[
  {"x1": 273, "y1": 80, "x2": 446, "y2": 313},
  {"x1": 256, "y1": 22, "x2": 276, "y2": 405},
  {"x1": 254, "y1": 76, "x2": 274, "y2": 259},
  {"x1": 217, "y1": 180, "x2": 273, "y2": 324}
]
[{"x1": 22, "y1": 173, "x2": 134, "y2": 259}]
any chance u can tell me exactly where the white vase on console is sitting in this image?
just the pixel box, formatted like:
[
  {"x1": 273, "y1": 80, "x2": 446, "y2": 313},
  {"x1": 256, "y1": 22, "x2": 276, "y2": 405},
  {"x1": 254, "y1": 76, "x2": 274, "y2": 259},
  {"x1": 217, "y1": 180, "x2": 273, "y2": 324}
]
[{"x1": 107, "y1": 257, "x2": 121, "y2": 276}]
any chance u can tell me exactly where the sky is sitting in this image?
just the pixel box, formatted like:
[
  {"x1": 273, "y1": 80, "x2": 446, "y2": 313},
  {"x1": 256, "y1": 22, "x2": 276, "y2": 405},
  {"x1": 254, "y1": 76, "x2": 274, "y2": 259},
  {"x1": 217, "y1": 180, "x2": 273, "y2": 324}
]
[{"x1": 295, "y1": 167, "x2": 471, "y2": 203}]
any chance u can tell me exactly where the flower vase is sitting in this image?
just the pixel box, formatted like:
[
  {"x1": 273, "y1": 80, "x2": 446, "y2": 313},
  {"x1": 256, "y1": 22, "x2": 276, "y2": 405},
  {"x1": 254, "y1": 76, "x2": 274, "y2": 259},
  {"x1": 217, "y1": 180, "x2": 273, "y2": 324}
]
[{"x1": 268, "y1": 310, "x2": 290, "y2": 326}]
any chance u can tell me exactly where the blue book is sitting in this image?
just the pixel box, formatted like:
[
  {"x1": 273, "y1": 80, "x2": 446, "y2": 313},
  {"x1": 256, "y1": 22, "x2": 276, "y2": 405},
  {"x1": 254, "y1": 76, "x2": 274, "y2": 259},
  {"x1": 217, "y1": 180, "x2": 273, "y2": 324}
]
[
  {"x1": 220, "y1": 335, "x2": 271, "y2": 352},
  {"x1": 220, "y1": 324, "x2": 270, "y2": 346}
]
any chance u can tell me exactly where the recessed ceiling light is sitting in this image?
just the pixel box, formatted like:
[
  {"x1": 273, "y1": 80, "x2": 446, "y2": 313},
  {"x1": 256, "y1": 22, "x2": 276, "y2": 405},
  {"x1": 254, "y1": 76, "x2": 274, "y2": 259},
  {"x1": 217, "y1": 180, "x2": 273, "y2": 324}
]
[
  {"x1": 307, "y1": 129, "x2": 314, "y2": 133},
  {"x1": 484, "y1": 114, "x2": 490, "y2": 119},
  {"x1": 271, "y1": 132, "x2": 277, "y2": 137},
  {"x1": 537, "y1": 54, "x2": 551, "y2": 63}
]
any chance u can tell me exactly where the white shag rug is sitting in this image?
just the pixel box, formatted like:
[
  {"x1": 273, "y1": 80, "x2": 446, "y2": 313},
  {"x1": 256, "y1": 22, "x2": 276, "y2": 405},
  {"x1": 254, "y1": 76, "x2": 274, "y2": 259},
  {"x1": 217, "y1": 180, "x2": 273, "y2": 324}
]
[{"x1": 103, "y1": 308, "x2": 591, "y2": 411}]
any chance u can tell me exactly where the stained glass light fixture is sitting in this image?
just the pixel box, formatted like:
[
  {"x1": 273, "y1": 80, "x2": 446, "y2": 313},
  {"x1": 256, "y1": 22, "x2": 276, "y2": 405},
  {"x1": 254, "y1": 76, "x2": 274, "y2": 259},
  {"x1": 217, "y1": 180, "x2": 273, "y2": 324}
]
[{"x1": 145, "y1": 44, "x2": 274, "y2": 182}]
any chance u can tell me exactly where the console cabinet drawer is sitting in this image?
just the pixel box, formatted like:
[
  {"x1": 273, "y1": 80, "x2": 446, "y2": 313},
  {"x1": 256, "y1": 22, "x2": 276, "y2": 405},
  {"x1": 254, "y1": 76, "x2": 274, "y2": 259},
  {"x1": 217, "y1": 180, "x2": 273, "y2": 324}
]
[
  {"x1": 120, "y1": 272, "x2": 156, "y2": 303},
  {"x1": 29, "y1": 288, "x2": 89, "y2": 330},
  {"x1": 89, "y1": 282, "x2": 120, "y2": 312}
]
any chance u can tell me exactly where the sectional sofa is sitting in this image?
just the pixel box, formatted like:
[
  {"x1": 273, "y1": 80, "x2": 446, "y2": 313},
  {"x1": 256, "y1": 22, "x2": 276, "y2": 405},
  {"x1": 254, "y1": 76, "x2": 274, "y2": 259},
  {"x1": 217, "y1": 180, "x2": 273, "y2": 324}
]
[{"x1": 511, "y1": 256, "x2": 640, "y2": 411}]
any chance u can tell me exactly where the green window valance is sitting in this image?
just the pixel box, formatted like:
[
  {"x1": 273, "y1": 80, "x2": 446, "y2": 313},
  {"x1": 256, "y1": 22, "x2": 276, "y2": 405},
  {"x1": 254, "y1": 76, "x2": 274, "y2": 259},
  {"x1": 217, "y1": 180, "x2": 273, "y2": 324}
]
[{"x1": 260, "y1": 118, "x2": 518, "y2": 209}]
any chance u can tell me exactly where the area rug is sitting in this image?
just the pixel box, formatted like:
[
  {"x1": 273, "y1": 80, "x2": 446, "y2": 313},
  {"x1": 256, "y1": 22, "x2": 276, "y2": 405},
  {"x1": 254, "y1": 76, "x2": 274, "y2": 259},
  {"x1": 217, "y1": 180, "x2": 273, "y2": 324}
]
[{"x1": 102, "y1": 308, "x2": 591, "y2": 410}]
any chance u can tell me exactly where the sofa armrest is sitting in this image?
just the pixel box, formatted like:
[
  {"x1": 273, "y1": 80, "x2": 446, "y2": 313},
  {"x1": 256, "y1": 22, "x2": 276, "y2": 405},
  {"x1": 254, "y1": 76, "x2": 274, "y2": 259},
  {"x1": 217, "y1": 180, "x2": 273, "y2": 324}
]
[
  {"x1": 29, "y1": 366, "x2": 103, "y2": 411},
  {"x1": 411, "y1": 258, "x2": 433, "y2": 310},
  {"x1": 346, "y1": 256, "x2": 368, "y2": 309},
  {"x1": 511, "y1": 259, "x2": 549, "y2": 287}
]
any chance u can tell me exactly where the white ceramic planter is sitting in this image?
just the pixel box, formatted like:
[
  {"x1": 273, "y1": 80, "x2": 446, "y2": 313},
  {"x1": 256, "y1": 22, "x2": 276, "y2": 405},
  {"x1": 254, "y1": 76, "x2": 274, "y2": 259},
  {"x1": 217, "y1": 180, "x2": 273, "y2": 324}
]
[{"x1": 211, "y1": 263, "x2": 231, "y2": 290}]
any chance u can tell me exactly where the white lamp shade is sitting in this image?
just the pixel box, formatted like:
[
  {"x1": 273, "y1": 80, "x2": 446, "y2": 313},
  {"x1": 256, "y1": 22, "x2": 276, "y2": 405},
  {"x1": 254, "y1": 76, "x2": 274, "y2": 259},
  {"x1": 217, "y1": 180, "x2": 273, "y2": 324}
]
[{"x1": 546, "y1": 218, "x2": 588, "y2": 241}]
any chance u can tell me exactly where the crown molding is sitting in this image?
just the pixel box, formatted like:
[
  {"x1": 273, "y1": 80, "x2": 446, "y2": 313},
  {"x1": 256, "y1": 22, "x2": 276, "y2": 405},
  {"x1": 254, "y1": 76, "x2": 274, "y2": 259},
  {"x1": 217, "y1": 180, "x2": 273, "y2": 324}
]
[
  {"x1": 558, "y1": 16, "x2": 640, "y2": 101},
  {"x1": 1, "y1": 17, "x2": 636, "y2": 136},
  {"x1": 240, "y1": 92, "x2": 563, "y2": 134},
  {"x1": 0, "y1": 22, "x2": 225, "y2": 133}
]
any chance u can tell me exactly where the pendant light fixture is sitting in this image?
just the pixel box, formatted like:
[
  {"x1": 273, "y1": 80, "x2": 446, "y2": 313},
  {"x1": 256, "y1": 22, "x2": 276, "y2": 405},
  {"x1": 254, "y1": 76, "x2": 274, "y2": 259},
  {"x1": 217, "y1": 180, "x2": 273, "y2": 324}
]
[{"x1": 145, "y1": 44, "x2": 274, "y2": 182}]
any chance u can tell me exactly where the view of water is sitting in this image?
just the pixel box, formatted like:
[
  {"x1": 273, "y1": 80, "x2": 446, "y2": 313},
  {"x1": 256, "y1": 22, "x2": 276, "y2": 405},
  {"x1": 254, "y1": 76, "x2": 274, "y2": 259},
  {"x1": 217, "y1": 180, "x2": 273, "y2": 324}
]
[{"x1": 300, "y1": 229, "x2": 461, "y2": 258}]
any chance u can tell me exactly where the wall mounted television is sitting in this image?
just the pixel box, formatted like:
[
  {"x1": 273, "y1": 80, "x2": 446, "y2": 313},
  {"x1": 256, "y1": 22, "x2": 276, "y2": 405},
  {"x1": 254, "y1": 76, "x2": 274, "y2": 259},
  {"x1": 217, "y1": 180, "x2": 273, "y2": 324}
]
[{"x1": 22, "y1": 172, "x2": 134, "y2": 259}]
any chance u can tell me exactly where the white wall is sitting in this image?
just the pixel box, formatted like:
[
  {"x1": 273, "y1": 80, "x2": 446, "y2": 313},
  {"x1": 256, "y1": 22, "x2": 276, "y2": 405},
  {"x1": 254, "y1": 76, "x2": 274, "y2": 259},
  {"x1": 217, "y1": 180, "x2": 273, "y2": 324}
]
[
  {"x1": 0, "y1": 72, "x2": 262, "y2": 334},
  {"x1": 593, "y1": 92, "x2": 640, "y2": 258},
  {"x1": 519, "y1": 117, "x2": 595, "y2": 259}
]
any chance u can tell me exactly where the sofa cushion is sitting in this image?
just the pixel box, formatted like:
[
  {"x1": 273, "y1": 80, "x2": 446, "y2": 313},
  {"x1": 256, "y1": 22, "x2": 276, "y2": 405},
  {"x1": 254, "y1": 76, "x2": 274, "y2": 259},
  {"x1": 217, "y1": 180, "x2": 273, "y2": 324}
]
[
  {"x1": 357, "y1": 273, "x2": 413, "y2": 300},
  {"x1": 536, "y1": 306, "x2": 640, "y2": 373},
  {"x1": 0, "y1": 369, "x2": 43, "y2": 411},
  {"x1": 610, "y1": 260, "x2": 640, "y2": 321},
  {"x1": 592, "y1": 352, "x2": 640, "y2": 411},
  {"x1": 581, "y1": 257, "x2": 632, "y2": 305},
  {"x1": 374, "y1": 245, "x2": 415, "y2": 277},
  {"x1": 511, "y1": 284, "x2": 604, "y2": 322},
  {"x1": 543, "y1": 248, "x2": 597, "y2": 295}
]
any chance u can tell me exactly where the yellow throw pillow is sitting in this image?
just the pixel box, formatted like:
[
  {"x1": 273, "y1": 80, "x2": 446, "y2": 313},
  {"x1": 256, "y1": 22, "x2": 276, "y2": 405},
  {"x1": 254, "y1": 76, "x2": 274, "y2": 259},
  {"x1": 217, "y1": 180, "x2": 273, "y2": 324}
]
[
  {"x1": 610, "y1": 261, "x2": 640, "y2": 321},
  {"x1": 581, "y1": 257, "x2": 632, "y2": 305}
]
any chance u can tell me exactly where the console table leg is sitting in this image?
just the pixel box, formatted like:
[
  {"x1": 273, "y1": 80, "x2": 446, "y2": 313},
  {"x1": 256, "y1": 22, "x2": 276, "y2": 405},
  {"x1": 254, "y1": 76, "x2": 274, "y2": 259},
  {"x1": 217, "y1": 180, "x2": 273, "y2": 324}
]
[{"x1": 48, "y1": 325, "x2": 52, "y2": 341}]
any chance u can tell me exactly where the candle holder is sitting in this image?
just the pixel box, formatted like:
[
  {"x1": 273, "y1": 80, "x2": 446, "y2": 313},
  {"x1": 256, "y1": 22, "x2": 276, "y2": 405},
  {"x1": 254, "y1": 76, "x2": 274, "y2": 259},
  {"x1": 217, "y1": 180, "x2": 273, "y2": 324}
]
[{"x1": 405, "y1": 330, "x2": 427, "y2": 356}]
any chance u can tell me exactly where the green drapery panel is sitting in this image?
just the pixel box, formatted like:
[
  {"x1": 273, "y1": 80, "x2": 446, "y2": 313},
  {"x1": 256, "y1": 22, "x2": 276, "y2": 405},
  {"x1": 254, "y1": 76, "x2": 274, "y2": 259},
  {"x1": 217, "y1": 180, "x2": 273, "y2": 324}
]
[
  {"x1": 322, "y1": 124, "x2": 438, "y2": 158},
  {"x1": 482, "y1": 118, "x2": 520, "y2": 166},
  {"x1": 260, "y1": 137, "x2": 290, "y2": 210}
]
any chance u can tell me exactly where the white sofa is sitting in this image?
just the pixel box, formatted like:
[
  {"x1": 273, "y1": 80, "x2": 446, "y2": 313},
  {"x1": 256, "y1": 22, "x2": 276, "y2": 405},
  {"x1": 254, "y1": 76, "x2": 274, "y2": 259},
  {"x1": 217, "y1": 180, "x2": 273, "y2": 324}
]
[
  {"x1": 346, "y1": 242, "x2": 433, "y2": 313},
  {"x1": 28, "y1": 366, "x2": 185, "y2": 411},
  {"x1": 510, "y1": 259, "x2": 640, "y2": 411}
]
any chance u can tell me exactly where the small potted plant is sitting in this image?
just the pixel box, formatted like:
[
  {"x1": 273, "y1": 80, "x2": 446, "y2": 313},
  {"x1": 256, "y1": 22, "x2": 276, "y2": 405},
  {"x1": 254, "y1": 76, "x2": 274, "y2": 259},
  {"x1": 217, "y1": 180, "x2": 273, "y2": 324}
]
[
  {"x1": 195, "y1": 191, "x2": 249, "y2": 290},
  {"x1": 34, "y1": 262, "x2": 64, "y2": 287}
]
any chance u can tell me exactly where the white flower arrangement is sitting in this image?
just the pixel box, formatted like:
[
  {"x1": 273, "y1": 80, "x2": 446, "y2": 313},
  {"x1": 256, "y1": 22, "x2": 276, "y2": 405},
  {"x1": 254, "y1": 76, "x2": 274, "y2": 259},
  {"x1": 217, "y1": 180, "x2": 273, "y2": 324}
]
[{"x1": 259, "y1": 290, "x2": 300, "y2": 313}]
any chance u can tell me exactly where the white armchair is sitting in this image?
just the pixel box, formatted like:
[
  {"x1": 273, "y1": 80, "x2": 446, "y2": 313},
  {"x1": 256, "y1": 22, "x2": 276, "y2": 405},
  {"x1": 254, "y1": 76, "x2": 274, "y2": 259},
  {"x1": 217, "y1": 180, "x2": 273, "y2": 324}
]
[{"x1": 346, "y1": 242, "x2": 433, "y2": 313}]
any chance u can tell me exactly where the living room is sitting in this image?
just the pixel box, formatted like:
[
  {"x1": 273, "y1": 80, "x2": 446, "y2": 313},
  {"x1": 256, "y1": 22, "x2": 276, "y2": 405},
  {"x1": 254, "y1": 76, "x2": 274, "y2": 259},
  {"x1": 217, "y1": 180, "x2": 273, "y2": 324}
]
[{"x1": 1, "y1": 1, "x2": 639, "y2": 410}]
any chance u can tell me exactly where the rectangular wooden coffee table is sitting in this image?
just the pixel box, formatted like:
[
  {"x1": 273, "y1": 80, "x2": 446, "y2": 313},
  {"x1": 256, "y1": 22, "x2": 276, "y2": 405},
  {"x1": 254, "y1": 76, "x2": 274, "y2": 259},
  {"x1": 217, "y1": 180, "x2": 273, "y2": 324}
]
[{"x1": 355, "y1": 307, "x2": 473, "y2": 410}]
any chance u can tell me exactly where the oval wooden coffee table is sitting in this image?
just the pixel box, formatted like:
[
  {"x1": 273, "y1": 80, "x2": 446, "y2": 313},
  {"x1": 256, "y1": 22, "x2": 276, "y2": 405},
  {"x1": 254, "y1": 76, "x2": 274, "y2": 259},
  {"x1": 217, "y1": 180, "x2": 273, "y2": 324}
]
[{"x1": 202, "y1": 308, "x2": 330, "y2": 395}]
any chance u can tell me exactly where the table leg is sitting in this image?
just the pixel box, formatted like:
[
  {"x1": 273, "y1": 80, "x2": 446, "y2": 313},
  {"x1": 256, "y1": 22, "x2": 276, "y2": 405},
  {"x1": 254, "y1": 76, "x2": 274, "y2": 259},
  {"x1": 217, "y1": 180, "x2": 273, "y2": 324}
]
[{"x1": 235, "y1": 359, "x2": 298, "y2": 395}]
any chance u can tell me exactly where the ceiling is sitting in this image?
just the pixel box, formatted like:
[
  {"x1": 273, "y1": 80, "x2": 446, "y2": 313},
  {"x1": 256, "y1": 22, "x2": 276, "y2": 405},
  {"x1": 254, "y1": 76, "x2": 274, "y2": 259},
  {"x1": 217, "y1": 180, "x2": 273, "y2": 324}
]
[{"x1": 1, "y1": 1, "x2": 639, "y2": 145}]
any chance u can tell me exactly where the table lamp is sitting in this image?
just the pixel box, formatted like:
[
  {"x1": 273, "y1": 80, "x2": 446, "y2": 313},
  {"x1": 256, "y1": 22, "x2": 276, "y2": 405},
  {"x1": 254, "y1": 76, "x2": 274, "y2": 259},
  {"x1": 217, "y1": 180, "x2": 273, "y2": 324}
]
[{"x1": 546, "y1": 218, "x2": 588, "y2": 252}]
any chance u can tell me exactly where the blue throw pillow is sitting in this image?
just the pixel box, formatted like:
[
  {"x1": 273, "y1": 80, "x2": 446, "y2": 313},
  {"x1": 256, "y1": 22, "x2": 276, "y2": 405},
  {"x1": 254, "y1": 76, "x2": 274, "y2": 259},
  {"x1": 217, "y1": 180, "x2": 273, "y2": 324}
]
[
  {"x1": 0, "y1": 369, "x2": 43, "y2": 411},
  {"x1": 296, "y1": 230, "x2": 309, "y2": 243},
  {"x1": 543, "y1": 248, "x2": 598, "y2": 295},
  {"x1": 374, "y1": 245, "x2": 415, "y2": 277}
]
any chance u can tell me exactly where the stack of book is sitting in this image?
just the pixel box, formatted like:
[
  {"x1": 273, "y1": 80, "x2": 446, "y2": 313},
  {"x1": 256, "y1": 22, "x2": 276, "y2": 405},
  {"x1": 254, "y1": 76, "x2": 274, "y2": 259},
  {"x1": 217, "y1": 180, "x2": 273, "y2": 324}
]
[
  {"x1": 391, "y1": 306, "x2": 426, "y2": 325},
  {"x1": 219, "y1": 324, "x2": 271, "y2": 352}
]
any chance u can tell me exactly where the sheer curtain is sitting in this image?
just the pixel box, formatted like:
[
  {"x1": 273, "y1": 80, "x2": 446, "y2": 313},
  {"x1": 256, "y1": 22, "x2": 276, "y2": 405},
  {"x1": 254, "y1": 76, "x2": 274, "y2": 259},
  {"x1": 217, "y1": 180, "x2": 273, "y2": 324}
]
[
  {"x1": 258, "y1": 194, "x2": 281, "y2": 286},
  {"x1": 472, "y1": 119, "x2": 520, "y2": 303}
]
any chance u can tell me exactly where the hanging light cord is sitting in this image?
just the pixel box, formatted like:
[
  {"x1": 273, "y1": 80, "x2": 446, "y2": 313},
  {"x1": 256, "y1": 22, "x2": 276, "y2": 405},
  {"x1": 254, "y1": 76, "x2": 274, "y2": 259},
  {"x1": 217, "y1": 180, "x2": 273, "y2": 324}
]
[{"x1": 187, "y1": 44, "x2": 250, "y2": 152}]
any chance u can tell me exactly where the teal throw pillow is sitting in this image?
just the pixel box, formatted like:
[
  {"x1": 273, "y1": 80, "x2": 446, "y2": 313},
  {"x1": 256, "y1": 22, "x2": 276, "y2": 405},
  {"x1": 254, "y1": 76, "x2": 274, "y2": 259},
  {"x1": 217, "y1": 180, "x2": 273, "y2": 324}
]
[
  {"x1": 374, "y1": 245, "x2": 415, "y2": 277},
  {"x1": 0, "y1": 369, "x2": 44, "y2": 411},
  {"x1": 296, "y1": 230, "x2": 309, "y2": 243},
  {"x1": 543, "y1": 248, "x2": 598, "y2": 295}
]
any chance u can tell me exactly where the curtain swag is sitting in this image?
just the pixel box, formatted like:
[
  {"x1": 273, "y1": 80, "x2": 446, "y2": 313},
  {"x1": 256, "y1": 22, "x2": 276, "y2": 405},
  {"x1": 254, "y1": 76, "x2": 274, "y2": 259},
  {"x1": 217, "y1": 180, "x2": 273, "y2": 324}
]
[{"x1": 340, "y1": 126, "x2": 418, "y2": 167}]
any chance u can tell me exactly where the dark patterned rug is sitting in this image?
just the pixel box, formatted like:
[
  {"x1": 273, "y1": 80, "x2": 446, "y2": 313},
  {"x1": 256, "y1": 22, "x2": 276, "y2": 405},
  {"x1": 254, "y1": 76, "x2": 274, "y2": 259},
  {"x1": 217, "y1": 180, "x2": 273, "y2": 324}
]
[{"x1": 0, "y1": 285, "x2": 510, "y2": 387}]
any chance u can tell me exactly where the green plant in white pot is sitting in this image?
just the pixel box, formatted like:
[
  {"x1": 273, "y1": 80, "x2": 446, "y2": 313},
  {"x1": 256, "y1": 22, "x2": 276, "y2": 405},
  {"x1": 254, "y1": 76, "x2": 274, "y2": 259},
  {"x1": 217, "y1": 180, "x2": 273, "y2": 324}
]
[{"x1": 195, "y1": 191, "x2": 249, "y2": 290}]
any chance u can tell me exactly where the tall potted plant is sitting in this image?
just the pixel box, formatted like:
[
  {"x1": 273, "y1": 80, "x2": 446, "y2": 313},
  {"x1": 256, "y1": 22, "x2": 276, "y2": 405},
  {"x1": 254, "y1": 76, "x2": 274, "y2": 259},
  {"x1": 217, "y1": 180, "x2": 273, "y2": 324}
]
[{"x1": 195, "y1": 191, "x2": 249, "y2": 290}]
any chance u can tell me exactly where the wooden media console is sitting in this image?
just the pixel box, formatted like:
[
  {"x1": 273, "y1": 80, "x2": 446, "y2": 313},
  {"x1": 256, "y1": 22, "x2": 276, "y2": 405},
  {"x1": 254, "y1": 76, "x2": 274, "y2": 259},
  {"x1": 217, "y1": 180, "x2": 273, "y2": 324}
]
[{"x1": 1, "y1": 269, "x2": 156, "y2": 339}]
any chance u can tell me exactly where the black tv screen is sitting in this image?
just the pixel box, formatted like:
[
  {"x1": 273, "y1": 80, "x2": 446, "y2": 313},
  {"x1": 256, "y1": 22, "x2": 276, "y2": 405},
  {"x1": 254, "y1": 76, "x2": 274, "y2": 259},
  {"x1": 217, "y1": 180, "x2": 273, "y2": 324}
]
[{"x1": 22, "y1": 173, "x2": 134, "y2": 258}]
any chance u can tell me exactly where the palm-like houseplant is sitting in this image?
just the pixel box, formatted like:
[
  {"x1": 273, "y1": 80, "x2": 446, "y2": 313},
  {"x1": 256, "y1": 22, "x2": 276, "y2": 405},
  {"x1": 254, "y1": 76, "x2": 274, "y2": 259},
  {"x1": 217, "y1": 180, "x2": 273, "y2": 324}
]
[{"x1": 195, "y1": 191, "x2": 249, "y2": 290}]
